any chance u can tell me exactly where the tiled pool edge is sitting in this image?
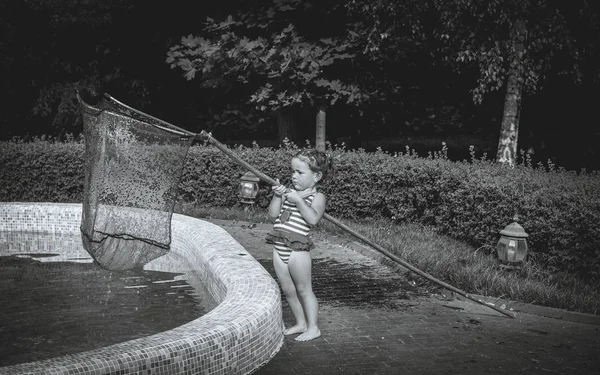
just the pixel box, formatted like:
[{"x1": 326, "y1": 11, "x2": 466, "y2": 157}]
[{"x1": 0, "y1": 202, "x2": 284, "y2": 375}]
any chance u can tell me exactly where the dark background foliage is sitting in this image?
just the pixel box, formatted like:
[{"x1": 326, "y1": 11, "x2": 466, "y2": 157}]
[{"x1": 1, "y1": 0, "x2": 599, "y2": 170}]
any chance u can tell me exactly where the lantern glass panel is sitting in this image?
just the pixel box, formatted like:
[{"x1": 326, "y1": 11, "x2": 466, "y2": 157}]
[
  {"x1": 507, "y1": 239, "x2": 517, "y2": 261},
  {"x1": 496, "y1": 237, "x2": 509, "y2": 262},
  {"x1": 497, "y1": 236, "x2": 528, "y2": 264},
  {"x1": 239, "y1": 182, "x2": 256, "y2": 198},
  {"x1": 239, "y1": 180, "x2": 258, "y2": 204},
  {"x1": 516, "y1": 239, "x2": 528, "y2": 262}
]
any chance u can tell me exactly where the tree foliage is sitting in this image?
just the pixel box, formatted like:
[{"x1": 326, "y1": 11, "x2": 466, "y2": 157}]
[
  {"x1": 348, "y1": 0, "x2": 599, "y2": 104},
  {"x1": 432, "y1": 0, "x2": 599, "y2": 103},
  {"x1": 166, "y1": 0, "x2": 374, "y2": 126},
  {"x1": 2, "y1": 0, "x2": 599, "y2": 169}
]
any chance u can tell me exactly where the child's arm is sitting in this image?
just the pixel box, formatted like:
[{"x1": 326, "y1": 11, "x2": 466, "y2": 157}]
[
  {"x1": 268, "y1": 181, "x2": 287, "y2": 219},
  {"x1": 287, "y1": 191, "x2": 326, "y2": 226}
]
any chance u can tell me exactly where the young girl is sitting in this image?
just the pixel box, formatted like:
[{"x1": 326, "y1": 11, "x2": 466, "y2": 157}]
[{"x1": 266, "y1": 149, "x2": 332, "y2": 342}]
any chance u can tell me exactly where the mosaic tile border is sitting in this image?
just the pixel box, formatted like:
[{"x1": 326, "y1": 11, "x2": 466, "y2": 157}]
[{"x1": 0, "y1": 203, "x2": 283, "y2": 375}]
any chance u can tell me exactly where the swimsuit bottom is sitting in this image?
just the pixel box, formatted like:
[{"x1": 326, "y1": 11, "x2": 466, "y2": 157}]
[
  {"x1": 265, "y1": 229, "x2": 314, "y2": 251},
  {"x1": 266, "y1": 229, "x2": 313, "y2": 264}
]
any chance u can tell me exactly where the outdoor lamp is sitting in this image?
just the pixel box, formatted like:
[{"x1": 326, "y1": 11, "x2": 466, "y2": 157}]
[
  {"x1": 496, "y1": 214, "x2": 529, "y2": 268},
  {"x1": 239, "y1": 171, "x2": 259, "y2": 204}
]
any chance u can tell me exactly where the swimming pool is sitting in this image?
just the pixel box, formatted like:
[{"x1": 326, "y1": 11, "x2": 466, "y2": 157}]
[
  {"x1": 0, "y1": 203, "x2": 283, "y2": 375},
  {"x1": 0, "y1": 230, "x2": 217, "y2": 366}
]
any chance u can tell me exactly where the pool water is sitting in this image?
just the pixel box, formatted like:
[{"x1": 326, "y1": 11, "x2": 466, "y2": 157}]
[{"x1": 0, "y1": 231, "x2": 214, "y2": 367}]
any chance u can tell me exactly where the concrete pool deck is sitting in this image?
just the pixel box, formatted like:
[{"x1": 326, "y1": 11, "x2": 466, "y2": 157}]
[
  {"x1": 214, "y1": 219, "x2": 600, "y2": 375},
  {"x1": 0, "y1": 203, "x2": 283, "y2": 375}
]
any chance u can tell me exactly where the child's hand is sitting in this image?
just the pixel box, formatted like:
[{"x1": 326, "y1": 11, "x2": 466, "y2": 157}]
[
  {"x1": 283, "y1": 189, "x2": 301, "y2": 204},
  {"x1": 272, "y1": 179, "x2": 287, "y2": 197}
]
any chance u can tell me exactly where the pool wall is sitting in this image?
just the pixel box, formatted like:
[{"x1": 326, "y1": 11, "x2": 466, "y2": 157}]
[{"x1": 0, "y1": 202, "x2": 283, "y2": 375}]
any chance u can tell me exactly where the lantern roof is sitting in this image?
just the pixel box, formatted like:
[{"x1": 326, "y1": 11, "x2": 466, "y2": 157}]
[
  {"x1": 241, "y1": 171, "x2": 260, "y2": 182},
  {"x1": 500, "y1": 216, "x2": 529, "y2": 238}
]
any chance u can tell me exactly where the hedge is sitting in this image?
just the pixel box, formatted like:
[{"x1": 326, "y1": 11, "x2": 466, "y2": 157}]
[{"x1": 1, "y1": 140, "x2": 599, "y2": 279}]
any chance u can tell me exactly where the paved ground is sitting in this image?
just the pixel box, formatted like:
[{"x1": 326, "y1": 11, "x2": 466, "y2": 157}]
[{"x1": 211, "y1": 219, "x2": 600, "y2": 375}]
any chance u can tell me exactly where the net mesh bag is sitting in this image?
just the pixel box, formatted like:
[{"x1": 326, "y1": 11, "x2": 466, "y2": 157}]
[{"x1": 78, "y1": 92, "x2": 195, "y2": 271}]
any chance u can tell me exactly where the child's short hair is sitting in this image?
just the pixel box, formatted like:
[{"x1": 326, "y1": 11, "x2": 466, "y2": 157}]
[{"x1": 294, "y1": 149, "x2": 333, "y2": 182}]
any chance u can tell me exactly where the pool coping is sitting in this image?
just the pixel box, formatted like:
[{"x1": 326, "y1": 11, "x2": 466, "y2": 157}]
[{"x1": 0, "y1": 202, "x2": 283, "y2": 375}]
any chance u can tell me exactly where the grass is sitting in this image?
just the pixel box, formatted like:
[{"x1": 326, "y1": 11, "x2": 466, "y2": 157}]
[{"x1": 176, "y1": 203, "x2": 600, "y2": 316}]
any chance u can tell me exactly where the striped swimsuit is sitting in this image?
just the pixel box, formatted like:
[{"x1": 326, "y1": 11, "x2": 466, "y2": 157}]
[{"x1": 266, "y1": 193, "x2": 316, "y2": 264}]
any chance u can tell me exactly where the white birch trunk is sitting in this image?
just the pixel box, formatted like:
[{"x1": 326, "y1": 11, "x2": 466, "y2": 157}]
[
  {"x1": 497, "y1": 19, "x2": 527, "y2": 167},
  {"x1": 315, "y1": 105, "x2": 326, "y2": 152}
]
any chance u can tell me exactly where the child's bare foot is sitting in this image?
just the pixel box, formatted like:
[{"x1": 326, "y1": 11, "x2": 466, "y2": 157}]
[
  {"x1": 284, "y1": 324, "x2": 307, "y2": 335},
  {"x1": 295, "y1": 327, "x2": 321, "y2": 341}
]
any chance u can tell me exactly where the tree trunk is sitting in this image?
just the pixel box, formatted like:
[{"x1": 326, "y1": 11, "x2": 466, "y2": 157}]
[
  {"x1": 315, "y1": 105, "x2": 326, "y2": 152},
  {"x1": 497, "y1": 19, "x2": 527, "y2": 167},
  {"x1": 277, "y1": 108, "x2": 296, "y2": 146}
]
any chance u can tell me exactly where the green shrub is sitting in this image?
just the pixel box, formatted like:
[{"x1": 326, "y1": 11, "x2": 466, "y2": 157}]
[
  {"x1": 0, "y1": 138, "x2": 85, "y2": 202},
  {"x1": 1, "y1": 138, "x2": 599, "y2": 279}
]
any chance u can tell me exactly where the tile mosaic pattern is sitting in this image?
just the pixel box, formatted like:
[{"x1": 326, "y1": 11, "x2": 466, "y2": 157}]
[{"x1": 0, "y1": 203, "x2": 283, "y2": 375}]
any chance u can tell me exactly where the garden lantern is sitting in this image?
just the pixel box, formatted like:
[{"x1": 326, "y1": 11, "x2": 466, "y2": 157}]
[
  {"x1": 239, "y1": 171, "x2": 259, "y2": 204},
  {"x1": 496, "y1": 214, "x2": 529, "y2": 268}
]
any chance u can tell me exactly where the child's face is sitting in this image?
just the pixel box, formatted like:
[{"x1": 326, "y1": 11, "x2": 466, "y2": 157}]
[{"x1": 291, "y1": 157, "x2": 322, "y2": 191}]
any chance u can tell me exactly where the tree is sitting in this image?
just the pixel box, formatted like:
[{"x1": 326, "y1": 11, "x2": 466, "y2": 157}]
[
  {"x1": 166, "y1": 0, "x2": 371, "y2": 149},
  {"x1": 347, "y1": 0, "x2": 600, "y2": 165},
  {"x1": 429, "y1": 0, "x2": 600, "y2": 166}
]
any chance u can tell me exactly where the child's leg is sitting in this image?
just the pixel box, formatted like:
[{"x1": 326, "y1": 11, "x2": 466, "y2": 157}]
[
  {"x1": 272, "y1": 248, "x2": 307, "y2": 335},
  {"x1": 287, "y1": 251, "x2": 321, "y2": 341}
]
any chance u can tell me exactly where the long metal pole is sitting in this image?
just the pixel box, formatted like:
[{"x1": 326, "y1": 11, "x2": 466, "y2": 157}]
[{"x1": 199, "y1": 131, "x2": 515, "y2": 319}]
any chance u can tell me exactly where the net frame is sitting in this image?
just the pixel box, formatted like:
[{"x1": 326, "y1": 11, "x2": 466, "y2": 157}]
[{"x1": 78, "y1": 92, "x2": 197, "y2": 270}]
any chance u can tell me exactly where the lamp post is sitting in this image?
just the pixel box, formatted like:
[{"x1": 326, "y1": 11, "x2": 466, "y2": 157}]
[
  {"x1": 239, "y1": 171, "x2": 259, "y2": 205},
  {"x1": 496, "y1": 214, "x2": 529, "y2": 268}
]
